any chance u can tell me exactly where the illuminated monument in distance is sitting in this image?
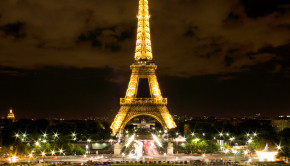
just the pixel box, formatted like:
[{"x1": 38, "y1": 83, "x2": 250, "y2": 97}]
[
  {"x1": 111, "y1": 0, "x2": 176, "y2": 136},
  {"x1": 7, "y1": 108, "x2": 15, "y2": 122}
]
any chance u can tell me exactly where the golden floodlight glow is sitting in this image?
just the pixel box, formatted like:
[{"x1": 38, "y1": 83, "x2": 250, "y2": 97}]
[
  {"x1": 134, "y1": 0, "x2": 153, "y2": 61},
  {"x1": 110, "y1": 0, "x2": 176, "y2": 136}
]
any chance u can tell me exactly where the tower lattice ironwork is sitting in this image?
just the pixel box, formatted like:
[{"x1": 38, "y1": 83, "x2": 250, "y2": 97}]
[{"x1": 110, "y1": 0, "x2": 176, "y2": 136}]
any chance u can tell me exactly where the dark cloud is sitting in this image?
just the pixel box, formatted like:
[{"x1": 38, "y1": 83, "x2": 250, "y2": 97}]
[
  {"x1": 0, "y1": 22, "x2": 26, "y2": 38},
  {"x1": 0, "y1": 0, "x2": 290, "y2": 118},
  {"x1": 241, "y1": 0, "x2": 290, "y2": 18}
]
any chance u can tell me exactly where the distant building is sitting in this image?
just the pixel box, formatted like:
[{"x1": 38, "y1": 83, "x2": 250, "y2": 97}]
[
  {"x1": 271, "y1": 118, "x2": 290, "y2": 132},
  {"x1": 131, "y1": 119, "x2": 155, "y2": 129},
  {"x1": 7, "y1": 108, "x2": 15, "y2": 122}
]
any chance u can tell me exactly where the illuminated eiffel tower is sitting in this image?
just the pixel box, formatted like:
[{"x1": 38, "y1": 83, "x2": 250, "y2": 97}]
[{"x1": 110, "y1": 0, "x2": 176, "y2": 136}]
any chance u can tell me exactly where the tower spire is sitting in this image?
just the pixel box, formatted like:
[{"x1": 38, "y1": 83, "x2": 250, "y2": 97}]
[{"x1": 135, "y1": 0, "x2": 153, "y2": 61}]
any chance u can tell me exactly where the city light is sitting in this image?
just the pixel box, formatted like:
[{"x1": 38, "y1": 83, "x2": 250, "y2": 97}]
[
  {"x1": 35, "y1": 141, "x2": 40, "y2": 146},
  {"x1": 15, "y1": 134, "x2": 19, "y2": 138},
  {"x1": 29, "y1": 153, "x2": 33, "y2": 157},
  {"x1": 51, "y1": 151, "x2": 55, "y2": 155},
  {"x1": 59, "y1": 149, "x2": 63, "y2": 153},
  {"x1": 191, "y1": 132, "x2": 195, "y2": 136},
  {"x1": 54, "y1": 133, "x2": 58, "y2": 137},
  {"x1": 277, "y1": 145, "x2": 281, "y2": 150},
  {"x1": 248, "y1": 139, "x2": 252, "y2": 143},
  {"x1": 219, "y1": 133, "x2": 223, "y2": 137},
  {"x1": 225, "y1": 149, "x2": 229, "y2": 154},
  {"x1": 42, "y1": 152, "x2": 45, "y2": 156},
  {"x1": 256, "y1": 151, "x2": 278, "y2": 161},
  {"x1": 23, "y1": 133, "x2": 26, "y2": 137},
  {"x1": 194, "y1": 138, "x2": 199, "y2": 142},
  {"x1": 8, "y1": 156, "x2": 19, "y2": 163}
]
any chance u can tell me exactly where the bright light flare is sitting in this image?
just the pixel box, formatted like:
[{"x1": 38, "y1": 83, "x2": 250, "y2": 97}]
[
  {"x1": 8, "y1": 156, "x2": 19, "y2": 163},
  {"x1": 126, "y1": 135, "x2": 135, "y2": 147},
  {"x1": 256, "y1": 151, "x2": 278, "y2": 161},
  {"x1": 152, "y1": 134, "x2": 162, "y2": 147}
]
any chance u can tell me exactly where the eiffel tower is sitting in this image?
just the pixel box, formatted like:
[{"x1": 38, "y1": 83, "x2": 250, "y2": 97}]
[{"x1": 110, "y1": 0, "x2": 176, "y2": 136}]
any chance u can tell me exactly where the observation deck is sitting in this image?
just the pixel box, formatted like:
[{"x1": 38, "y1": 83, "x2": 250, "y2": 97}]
[{"x1": 120, "y1": 98, "x2": 167, "y2": 106}]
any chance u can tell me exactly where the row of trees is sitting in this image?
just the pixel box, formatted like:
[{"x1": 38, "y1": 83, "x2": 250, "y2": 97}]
[
  {"x1": 172, "y1": 119, "x2": 290, "y2": 158},
  {"x1": 0, "y1": 119, "x2": 111, "y2": 156}
]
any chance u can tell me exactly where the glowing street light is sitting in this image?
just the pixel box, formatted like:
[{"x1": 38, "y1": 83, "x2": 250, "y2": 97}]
[
  {"x1": 194, "y1": 138, "x2": 199, "y2": 142},
  {"x1": 54, "y1": 133, "x2": 58, "y2": 138},
  {"x1": 225, "y1": 149, "x2": 229, "y2": 154},
  {"x1": 51, "y1": 151, "x2": 55, "y2": 155},
  {"x1": 59, "y1": 149, "x2": 63, "y2": 154},
  {"x1": 164, "y1": 153, "x2": 167, "y2": 162},
  {"x1": 72, "y1": 133, "x2": 76, "y2": 137},
  {"x1": 122, "y1": 153, "x2": 125, "y2": 161},
  {"x1": 277, "y1": 145, "x2": 281, "y2": 150},
  {"x1": 248, "y1": 139, "x2": 252, "y2": 143},
  {"x1": 191, "y1": 132, "x2": 195, "y2": 136},
  {"x1": 42, "y1": 152, "x2": 45, "y2": 156},
  {"x1": 87, "y1": 139, "x2": 91, "y2": 143},
  {"x1": 219, "y1": 133, "x2": 223, "y2": 137},
  {"x1": 15, "y1": 134, "x2": 19, "y2": 138},
  {"x1": 43, "y1": 133, "x2": 47, "y2": 137},
  {"x1": 226, "y1": 133, "x2": 229, "y2": 136},
  {"x1": 246, "y1": 133, "x2": 250, "y2": 137},
  {"x1": 253, "y1": 133, "x2": 257, "y2": 136},
  {"x1": 29, "y1": 153, "x2": 33, "y2": 157},
  {"x1": 23, "y1": 133, "x2": 27, "y2": 137},
  {"x1": 35, "y1": 141, "x2": 40, "y2": 146}
]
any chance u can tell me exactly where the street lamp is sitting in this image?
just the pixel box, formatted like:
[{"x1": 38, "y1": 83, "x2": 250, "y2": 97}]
[
  {"x1": 51, "y1": 150, "x2": 55, "y2": 155},
  {"x1": 59, "y1": 149, "x2": 63, "y2": 156},
  {"x1": 41, "y1": 152, "x2": 45, "y2": 166},
  {"x1": 29, "y1": 153, "x2": 33, "y2": 163},
  {"x1": 232, "y1": 150, "x2": 237, "y2": 163},
  {"x1": 122, "y1": 153, "x2": 125, "y2": 162},
  {"x1": 164, "y1": 153, "x2": 167, "y2": 162}
]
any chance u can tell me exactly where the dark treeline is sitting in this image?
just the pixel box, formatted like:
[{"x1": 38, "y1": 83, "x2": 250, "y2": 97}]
[{"x1": 0, "y1": 119, "x2": 111, "y2": 156}]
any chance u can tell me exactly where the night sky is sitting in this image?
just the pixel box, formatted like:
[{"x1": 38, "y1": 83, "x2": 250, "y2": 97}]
[{"x1": 0, "y1": 0, "x2": 290, "y2": 119}]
